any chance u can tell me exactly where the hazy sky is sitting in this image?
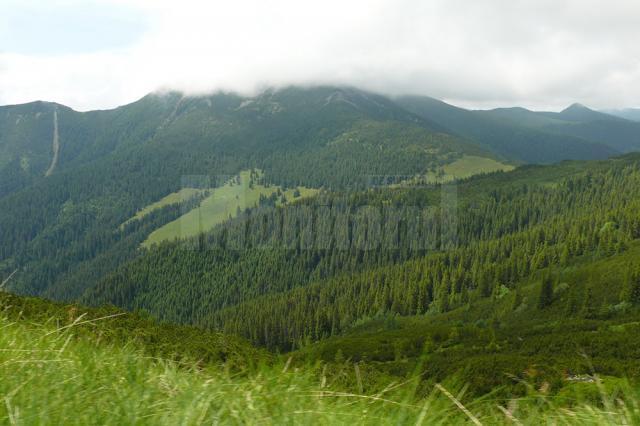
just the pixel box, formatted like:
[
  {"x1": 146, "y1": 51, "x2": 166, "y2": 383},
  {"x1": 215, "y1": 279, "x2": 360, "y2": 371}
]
[{"x1": 1, "y1": 0, "x2": 639, "y2": 111}]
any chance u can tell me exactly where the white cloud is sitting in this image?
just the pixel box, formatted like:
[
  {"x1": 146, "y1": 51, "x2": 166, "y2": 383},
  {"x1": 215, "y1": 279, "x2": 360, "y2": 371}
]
[{"x1": 1, "y1": 0, "x2": 639, "y2": 111}]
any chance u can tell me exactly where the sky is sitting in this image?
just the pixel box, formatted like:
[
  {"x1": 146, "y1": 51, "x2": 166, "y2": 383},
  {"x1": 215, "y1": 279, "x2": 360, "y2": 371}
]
[{"x1": 1, "y1": 0, "x2": 639, "y2": 111}]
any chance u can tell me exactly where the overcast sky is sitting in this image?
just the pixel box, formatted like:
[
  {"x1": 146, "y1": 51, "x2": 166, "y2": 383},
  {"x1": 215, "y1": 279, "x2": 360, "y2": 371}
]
[{"x1": 1, "y1": 0, "x2": 639, "y2": 111}]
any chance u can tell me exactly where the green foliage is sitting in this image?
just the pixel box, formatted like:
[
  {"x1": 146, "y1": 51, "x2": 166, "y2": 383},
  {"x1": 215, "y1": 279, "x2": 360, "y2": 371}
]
[
  {"x1": 0, "y1": 292, "x2": 265, "y2": 368},
  {"x1": 84, "y1": 155, "x2": 640, "y2": 352},
  {"x1": 289, "y1": 244, "x2": 640, "y2": 397},
  {"x1": 143, "y1": 170, "x2": 317, "y2": 247},
  {"x1": 5, "y1": 309, "x2": 640, "y2": 425},
  {"x1": 0, "y1": 87, "x2": 497, "y2": 299},
  {"x1": 538, "y1": 275, "x2": 554, "y2": 309},
  {"x1": 396, "y1": 95, "x2": 621, "y2": 163},
  {"x1": 621, "y1": 265, "x2": 640, "y2": 305},
  {"x1": 3, "y1": 89, "x2": 640, "y2": 416}
]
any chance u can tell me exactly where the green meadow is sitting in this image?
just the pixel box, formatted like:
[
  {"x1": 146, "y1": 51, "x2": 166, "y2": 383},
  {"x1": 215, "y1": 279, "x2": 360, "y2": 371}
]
[
  {"x1": 121, "y1": 188, "x2": 208, "y2": 228},
  {"x1": 442, "y1": 155, "x2": 514, "y2": 179},
  {"x1": 395, "y1": 155, "x2": 514, "y2": 186},
  {"x1": 143, "y1": 170, "x2": 318, "y2": 247},
  {"x1": 138, "y1": 157, "x2": 505, "y2": 248}
]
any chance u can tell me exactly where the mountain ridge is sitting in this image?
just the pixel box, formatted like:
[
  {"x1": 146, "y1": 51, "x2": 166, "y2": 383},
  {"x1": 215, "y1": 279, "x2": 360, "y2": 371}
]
[
  {"x1": 0, "y1": 85, "x2": 502, "y2": 301},
  {"x1": 2, "y1": 85, "x2": 640, "y2": 302},
  {"x1": 396, "y1": 95, "x2": 620, "y2": 163}
]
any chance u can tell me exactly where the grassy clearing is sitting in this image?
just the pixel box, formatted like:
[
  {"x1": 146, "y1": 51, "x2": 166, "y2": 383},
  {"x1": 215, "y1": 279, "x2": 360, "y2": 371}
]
[
  {"x1": 121, "y1": 188, "x2": 208, "y2": 227},
  {"x1": 1, "y1": 313, "x2": 639, "y2": 425},
  {"x1": 394, "y1": 155, "x2": 514, "y2": 186},
  {"x1": 143, "y1": 171, "x2": 317, "y2": 247},
  {"x1": 442, "y1": 155, "x2": 514, "y2": 179}
]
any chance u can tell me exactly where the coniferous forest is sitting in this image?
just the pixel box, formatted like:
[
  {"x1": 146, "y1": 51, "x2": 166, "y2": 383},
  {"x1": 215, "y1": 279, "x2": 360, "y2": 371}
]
[{"x1": 3, "y1": 85, "x2": 640, "y2": 422}]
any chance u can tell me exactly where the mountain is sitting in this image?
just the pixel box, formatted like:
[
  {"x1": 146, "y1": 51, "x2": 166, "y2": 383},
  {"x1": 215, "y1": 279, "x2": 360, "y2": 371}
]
[
  {"x1": 478, "y1": 103, "x2": 640, "y2": 154},
  {"x1": 0, "y1": 87, "x2": 493, "y2": 194},
  {"x1": 71, "y1": 152, "x2": 640, "y2": 400},
  {"x1": 5, "y1": 86, "x2": 640, "y2": 415},
  {"x1": 4, "y1": 86, "x2": 640, "y2": 304},
  {"x1": 0, "y1": 93, "x2": 214, "y2": 197},
  {"x1": 3, "y1": 86, "x2": 640, "y2": 302},
  {"x1": 396, "y1": 96, "x2": 618, "y2": 163},
  {"x1": 0, "y1": 86, "x2": 508, "y2": 301},
  {"x1": 604, "y1": 108, "x2": 640, "y2": 122},
  {"x1": 0, "y1": 101, "x2": 61, "y2": 196},
  {"x1": 555, "y1": 102, "x2": 620, "y2": 122},
  {"x1": 81, "y1": 153, "x2": 640, "y2": 349}
]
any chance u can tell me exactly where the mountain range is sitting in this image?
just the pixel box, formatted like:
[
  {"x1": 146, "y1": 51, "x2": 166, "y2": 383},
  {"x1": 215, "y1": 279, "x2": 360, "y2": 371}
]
[
  {"x1": 3, "y1": 86, "x2": 640, "y2": 198},
  {"x1": 604, "y1": 107, "x2": 640, "y2": 122},
  {"x1": 1, "y1": 85, "x2": 640, "y2": 298},
  {"x1": 4, "y1": 85, "x2": 640, "y2": 411}
]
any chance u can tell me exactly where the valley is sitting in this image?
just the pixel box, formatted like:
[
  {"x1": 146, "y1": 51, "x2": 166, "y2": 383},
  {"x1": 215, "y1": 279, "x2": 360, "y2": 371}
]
[
  {"x1": 5, "y1": 1, "x2": 640, "y2": 422},
  {"x1": 1, "y1": 86, "x2": 640, "y2": 424}
]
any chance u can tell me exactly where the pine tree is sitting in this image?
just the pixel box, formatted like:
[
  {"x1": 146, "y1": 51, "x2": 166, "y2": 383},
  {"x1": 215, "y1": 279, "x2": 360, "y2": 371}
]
[
  {"x1": 478, "y1": 273, "x2": 492, "y2": 298},
  {"x1": 621, "y1": 266, "x2": 640, "y2": 305},
  {"x1": 582, "y1": 286, "x2": 596, "y2": 319},
  {"x1": 560, "y1": 245, "x2": 570, "y2": 266},
  {"x1": 565, "y1": 285, "x2": 579, "y2": 315},
  {"x1": 538, "y1": 275, "x2": 554, "y2": 309},
  {"x1": 512, "y1": 288, "x2": 523, "y2": 312}
]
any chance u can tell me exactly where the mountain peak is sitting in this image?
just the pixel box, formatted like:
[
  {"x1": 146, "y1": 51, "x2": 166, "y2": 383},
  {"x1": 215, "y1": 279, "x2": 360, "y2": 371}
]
[
  {"x1": 558, "y1": 102, "x2": 618, "y2": 122},
  {"x1": 562, "y1": 103, "x2": 591, "y2": 113}
]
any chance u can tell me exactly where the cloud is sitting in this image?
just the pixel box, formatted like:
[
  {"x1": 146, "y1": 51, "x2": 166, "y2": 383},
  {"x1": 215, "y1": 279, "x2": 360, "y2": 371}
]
[{"x1": 1, "y1": 0, "x2": 639, "y2": 110}]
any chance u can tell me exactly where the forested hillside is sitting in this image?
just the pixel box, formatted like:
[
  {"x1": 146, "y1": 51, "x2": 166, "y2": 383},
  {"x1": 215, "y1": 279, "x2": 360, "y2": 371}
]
[
  {"x1": 1, "y1": 86, "x2": 504, "y2": 300},
  {"x1": 74, "y1": 153, "x2": 640, "y2": 398},
  {"x1": 85, "y1": 155, "x2": 640, "y2": 347},
  {"x1": 3, "y1": 87, "x2": 640, "y2": 415},
  {"x1": 0, "y1": 86, "x2": 640, "y2": 306},
  {"x1": 294, "y1": 242, "x2": 640, "y2": 400},
  {"x1": 479, "y1": 103, "x2": 640, "y2": 154},
  {"x1": 396, "y1": 96, "x2": 628, "y2": 163}
]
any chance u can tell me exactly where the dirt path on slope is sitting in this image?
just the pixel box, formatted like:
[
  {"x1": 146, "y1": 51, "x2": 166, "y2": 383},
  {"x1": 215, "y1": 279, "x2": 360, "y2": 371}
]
[{"x1": 45, "y1": 108, "x2": 59, "y2": 177}]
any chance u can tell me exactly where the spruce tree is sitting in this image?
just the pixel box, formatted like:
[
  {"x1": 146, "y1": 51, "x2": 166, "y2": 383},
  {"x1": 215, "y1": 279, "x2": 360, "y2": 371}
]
[
  {"x1": 582, "y1": 286, "x2": 596, "y2": 319},
  {"x1": 621, "y1": 266, "x2": 640, "y2": 305},
  {"x1": 512, "y1": 289, "x2": 523, "y2": 312},
  {"x1": 538, "y1": 275, "x2": 554, "y2": 309},
  {"x1": 565, "y1": 286, "x2": 579, "y2": 315}
]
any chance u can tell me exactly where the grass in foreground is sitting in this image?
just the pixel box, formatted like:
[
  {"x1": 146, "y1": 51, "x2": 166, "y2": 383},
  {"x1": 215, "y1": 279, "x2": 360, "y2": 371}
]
[{"x1": 1, "y1": 312, "x2": 640, "y2": 425}]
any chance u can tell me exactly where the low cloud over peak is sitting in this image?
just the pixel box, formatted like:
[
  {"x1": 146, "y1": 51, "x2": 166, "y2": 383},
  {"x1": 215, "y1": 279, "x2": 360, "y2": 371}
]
[{"x1": 1, "y1": 0, "x2": 639, "y2": 111}]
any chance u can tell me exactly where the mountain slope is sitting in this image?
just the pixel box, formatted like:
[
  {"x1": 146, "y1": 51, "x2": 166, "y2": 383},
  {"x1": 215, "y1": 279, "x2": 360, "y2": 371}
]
[
  {"x1": 395, "y1": 96, "x2": 618, "y2": 163},
  {"x1": 0, "y1": 101, "x2": 60, "y2": 196},
  {"x1": 604, "y1": 108, "x2": 640, "y2": 122},
  {"x1": 2, "y1": 86, "x2": 637, "y2": 307},
  {"x1": 555, "y1": 103, "x2": 622, "y2": 122},
  {"x1": 294, "y1": 239, "x2": 640, "y2": 396},
  {"x1": 480, "y1": 103, "x2": 640, "y2": 153},
  {"x1": 0, "y1": 95, "x2": 183, "y2": 197},
  {"x1": 6, "y1": 292, "x2": 637, "y2": 424},
  {"x1": 0, "y1": 86, "x2": 501, "y2": 300},
  {"x1": 73, "y1": 153, "x2": 640, "y2": 401},
  {"x1": 83, "y1": 154, "x2": 640, "y2": 350}
]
